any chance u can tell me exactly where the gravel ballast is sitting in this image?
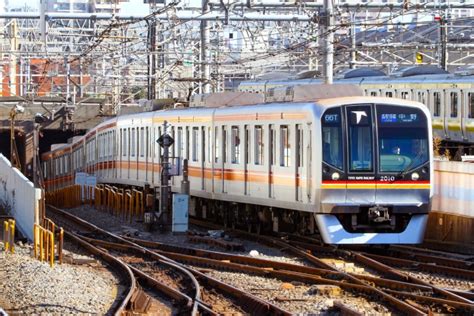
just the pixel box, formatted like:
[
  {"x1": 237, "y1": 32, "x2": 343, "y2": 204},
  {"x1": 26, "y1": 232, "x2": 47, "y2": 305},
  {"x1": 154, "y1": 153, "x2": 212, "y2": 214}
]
[{"x1": 0, "y1": 241, "x2": 118, "y2": 314}]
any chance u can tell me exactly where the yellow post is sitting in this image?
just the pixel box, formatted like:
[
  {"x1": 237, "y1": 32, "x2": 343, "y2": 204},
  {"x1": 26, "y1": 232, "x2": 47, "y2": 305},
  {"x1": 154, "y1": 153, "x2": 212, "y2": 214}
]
[
  {"x1": 9, "y1": 219, "x2": 15, "y2": 253},
  {"x1": 45, "y1": 228, "x2": 49, "y2": 263},
  {"x1": 33, "y1": 224, "x2": 38, "y2": 258},
  {"x1": 49, "y1": 231, "x2": 54, "y2": 267},
  {"x1": 39, "y1": 229, "x2": 44, "y2": 262},
  {"x1": 3, "y1": 220, "x2": 9, "y2": 252}
]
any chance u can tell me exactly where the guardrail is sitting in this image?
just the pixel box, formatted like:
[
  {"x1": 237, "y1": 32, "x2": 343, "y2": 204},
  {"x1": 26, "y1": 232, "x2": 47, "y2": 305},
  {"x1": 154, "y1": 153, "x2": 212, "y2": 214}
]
[
  {"x1": 32, "y1": 218, "x2": 64, "y2": 267},
  {"x1": 47, "y1": 184, "x2": 145, "y2": 223}
]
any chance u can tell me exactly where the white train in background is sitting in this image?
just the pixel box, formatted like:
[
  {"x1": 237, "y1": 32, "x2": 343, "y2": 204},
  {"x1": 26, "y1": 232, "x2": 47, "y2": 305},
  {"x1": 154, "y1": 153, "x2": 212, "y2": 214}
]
[{"x1": 239, "y1": 66, "x2": 474, "y2": 149}]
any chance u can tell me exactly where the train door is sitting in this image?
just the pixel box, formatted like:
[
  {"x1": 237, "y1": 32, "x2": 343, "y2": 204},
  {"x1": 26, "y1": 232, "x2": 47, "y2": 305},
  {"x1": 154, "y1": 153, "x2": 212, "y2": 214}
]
[
  {"x1": 464, "y1": 90, "x2": 474, "y2": 143},
  {"x1": 212, "y1": 126, "x2": 221, "y2": 193},
  {"x1": 296, "y1": 124, "x2": 304, "y2": 202},
  {"x1": 269, "y1": 124, "x2": 276, "y2": 198},
  {"x1": 430, "y1": 89, "x2": 445, "y2": 139},
  {"x1": 345, "y1": 105, "x2": 376, "y2": 205},
  {"x1": 445, "y1": 89, "x2": 462, "y2": 141},
  {"x1": 244, "y1": 125, "x2": 250, "y2": 195},
  {"x1": 306, "y1": 123, "x2": 312, "y2": 202}
]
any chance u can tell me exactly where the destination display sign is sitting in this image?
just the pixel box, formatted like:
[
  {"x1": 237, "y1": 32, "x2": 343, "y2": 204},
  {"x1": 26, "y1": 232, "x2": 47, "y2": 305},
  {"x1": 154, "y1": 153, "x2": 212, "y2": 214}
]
[{"x1": 380, "y1": 113, "x2": 418, "y2": 124}]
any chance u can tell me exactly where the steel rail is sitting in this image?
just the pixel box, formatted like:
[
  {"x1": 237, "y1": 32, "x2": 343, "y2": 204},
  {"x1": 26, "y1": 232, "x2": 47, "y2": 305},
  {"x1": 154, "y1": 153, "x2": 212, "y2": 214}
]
[
  {"x1": 82, "y1": 236, "x2": 292, "y2": 315},
  {"x1": 189, "y1": 218, "x2": 425, "y2": 315},
  {"x1": 62, "y1": 231, "x2": 137, "y2": 315},
  {"x1": 47, "y1": 205, "x2": 202, "y2": 316},
  {"x1": 81, "y1": 235, "x2": 474, "y2": 313},
  {"x1": 47, "y1": 205, "x2": 290, "y2": 315},
  {"x1": 287, "y1": 239, "x2": 474, "y2": 306}
]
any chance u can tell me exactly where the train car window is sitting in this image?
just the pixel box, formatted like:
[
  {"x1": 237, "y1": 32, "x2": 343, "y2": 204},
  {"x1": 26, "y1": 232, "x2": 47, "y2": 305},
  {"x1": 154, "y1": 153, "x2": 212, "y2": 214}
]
[
  {"x1": 469, "y1": 93, "x2": 474, "y2": 118},
  {"x1": 202, "y1": 127, "x2": 206, "y2": 163},
  {"x1": 322, "y1": 108, "x2": 343, "y2": 170},
  {"x1": 347, "y1": 105, "x2": 373, "y2": 172},
  {"x1": 385, "y1": 91, "x2": 393, "y2": 98},
  {"x1": 417, "y1": 91, "x2": 426, "y2": 105},
  {"x1": 131, "y1": 128, "x2": 136, "y2": 157},
  {"x1": 140, "y1": 127, "x2": 145, "y2": 157},
  {"x1": 214, "y1": 126, "x2": 219, "y2": 163},
  {"x1": 450, "y1": 92, "x2": 458, "y2": 117},
  {"x1": 127, "y1": 128, "x2": 131, "y2": 157},
  {"x1": 401, "y1": 91, "x2": 409, "y2": 100},
  {"x1": 146, "y1": 127, "x2": 150, "y2": 159},
  {"x1": 231, "y1": 126, "x2": 240, "y2": 164},
  {"x1": 186, "y1": 127, "x2": 190, "y2": 160},
  {"x1": 192, "y1": 127, "x2": 199, "y2": 162},
  {"x1": 178, "y1": 127, "x2": 183, "y2": 159},
  {"x1": 222, "y1": 127, "x2": 227, "y2": 163},
  {"x1": 270, "y1": 125, "x2": 276, "y2": 165},
  {"x1": 433, "y1": 92, "x2": 441, "y2": 117},
  {"x1": 255, "y1": 125, "x2": 264, "y2": 165},
  {"x1": 280, "y1": 125, "x2": 291, "y2": 167},
  {"x1": 245, "y1": 126, "x2": 250, "y2": 164},
  {"x1": 121, "y1": 129, "x2": 125, "y2": 156},
  {"x1": 370, "y1": 91, "x2": 377, "y2": 97},
  {"x1": 377, "y1": 104, "x2": 428, "y2": 172},
  {"x1": 297, "y1": 125, "x2": 303, "y2": 168},
  {"x1": 110, "y1": 131, "x2": 113, "y2": 159},
  {"x1": 207, "y1": 127, "x2": 212, "y2": 163}
]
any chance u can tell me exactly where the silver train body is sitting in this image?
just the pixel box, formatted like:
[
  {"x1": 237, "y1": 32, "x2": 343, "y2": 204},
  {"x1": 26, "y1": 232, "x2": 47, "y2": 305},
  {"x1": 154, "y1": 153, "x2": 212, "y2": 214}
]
[
  {"x1": 239, "y1": 69, "x2": 474, "y2": 144},
  {"x1": 42, "y1": 93, "x2": 433, "y2": 244}
]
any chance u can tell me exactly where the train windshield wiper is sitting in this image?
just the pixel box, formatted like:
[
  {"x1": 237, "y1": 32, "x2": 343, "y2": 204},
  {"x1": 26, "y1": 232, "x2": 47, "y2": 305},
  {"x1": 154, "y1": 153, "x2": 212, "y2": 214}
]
[{"x1": 397, "y1": 148, "x2": 424, "y2": 178}]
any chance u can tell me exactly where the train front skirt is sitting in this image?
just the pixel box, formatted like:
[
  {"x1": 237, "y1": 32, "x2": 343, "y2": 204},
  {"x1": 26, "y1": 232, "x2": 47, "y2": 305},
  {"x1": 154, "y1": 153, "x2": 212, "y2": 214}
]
[{"x1": 315, "y1": 214, "x2": 428, "y2": 244}]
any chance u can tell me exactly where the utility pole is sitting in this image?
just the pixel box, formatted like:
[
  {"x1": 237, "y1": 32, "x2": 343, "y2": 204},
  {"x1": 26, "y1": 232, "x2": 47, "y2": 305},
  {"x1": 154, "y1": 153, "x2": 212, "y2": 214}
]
[
  {"x1": 200, "y1": 0, "x2": 210, "y2": 93},
  {"x1": 147, "y1": 0, "x2": 157, "y2": 99},
  {"x1": 440, "y1": 10, "x2": 448, "y2": 71},
  {"x1": 40, "y1": 0, "x2": 47, "y2": 51},
  {"x1": 322, "y1": 0, "x2": 334, "y2": 84},
  {"x1": 350, "y1": 12, "x2": 356, "y2": 69},
  {"x1": 147, "y1": 19, "x2": 157, "y2": 100}
]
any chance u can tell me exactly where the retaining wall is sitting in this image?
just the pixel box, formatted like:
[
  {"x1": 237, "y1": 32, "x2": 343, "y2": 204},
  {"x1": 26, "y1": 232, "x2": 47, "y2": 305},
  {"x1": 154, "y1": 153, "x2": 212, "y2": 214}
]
[{"x1": 0, "y1": 154, "x2": 41, "y2": 240}]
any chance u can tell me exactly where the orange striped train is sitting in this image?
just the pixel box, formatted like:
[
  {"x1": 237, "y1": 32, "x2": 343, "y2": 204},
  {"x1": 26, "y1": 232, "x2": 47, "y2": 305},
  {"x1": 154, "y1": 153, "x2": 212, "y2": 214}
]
[{"x1": 41, "y1": 85, "x2": 433, "y2": 244}]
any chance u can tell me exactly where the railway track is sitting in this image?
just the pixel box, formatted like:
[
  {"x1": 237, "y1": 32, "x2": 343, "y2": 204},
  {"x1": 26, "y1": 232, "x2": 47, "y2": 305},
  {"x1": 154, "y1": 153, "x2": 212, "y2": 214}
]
[
  {"x1": 189, "y1": 218, "x2": 474, "y2": 315},
  {"x1": 46, "y1": 205, "x2": 291, "y2": 315}
]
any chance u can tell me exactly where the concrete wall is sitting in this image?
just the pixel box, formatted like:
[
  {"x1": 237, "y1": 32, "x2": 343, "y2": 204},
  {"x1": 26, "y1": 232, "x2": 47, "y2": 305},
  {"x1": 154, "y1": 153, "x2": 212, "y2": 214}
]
[
  {"x1": 0, "y1": 154, "x2": 41, "y2": 241},
  {"x1": 426, "y1": 161, "x2": 474, "y2": 244},
  {"x1": 433, "y1": 161, "x2": 474, "y2": 217}
]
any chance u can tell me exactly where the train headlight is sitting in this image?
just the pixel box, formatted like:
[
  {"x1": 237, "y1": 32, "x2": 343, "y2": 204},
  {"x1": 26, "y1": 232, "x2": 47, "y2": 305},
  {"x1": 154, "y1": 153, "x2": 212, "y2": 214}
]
[
  {"x1": 411, "y1": 172, "x2": 420, "y2": 181},
  {"x1": 331, "y1": 172, "x2": 340, "y2": 181}
]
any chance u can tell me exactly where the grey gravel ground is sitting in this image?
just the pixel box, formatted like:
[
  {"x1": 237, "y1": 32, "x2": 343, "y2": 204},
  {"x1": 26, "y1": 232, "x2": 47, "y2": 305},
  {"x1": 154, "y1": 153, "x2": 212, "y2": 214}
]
[
  {"x1": 0, "y1": 241, "x2": 118, "y2": 315},
  {"x1": 201, "y1": 269, "x2": 391, "y2": 315}
]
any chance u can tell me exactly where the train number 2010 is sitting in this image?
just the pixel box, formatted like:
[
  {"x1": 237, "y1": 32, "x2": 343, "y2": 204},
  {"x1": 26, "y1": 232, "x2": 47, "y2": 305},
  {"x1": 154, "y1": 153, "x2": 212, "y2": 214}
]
[{"x1": 379, "y1": 176, "x2": 395, "y2": 182}]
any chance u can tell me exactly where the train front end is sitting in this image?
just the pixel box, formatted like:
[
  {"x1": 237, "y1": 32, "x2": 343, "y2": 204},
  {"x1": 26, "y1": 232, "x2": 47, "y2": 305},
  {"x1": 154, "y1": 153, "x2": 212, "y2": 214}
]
[{"x1": 317, "y1": 98, "x2": 433, "y2": 244}]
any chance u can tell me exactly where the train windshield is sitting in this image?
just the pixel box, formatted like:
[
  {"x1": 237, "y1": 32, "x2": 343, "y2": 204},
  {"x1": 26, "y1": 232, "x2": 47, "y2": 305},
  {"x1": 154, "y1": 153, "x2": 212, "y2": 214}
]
[
  {"x1": 347, "y1": 105, "x2": 373, "y2": 172},
  {"x1": 322, "y1": 108, "x2": 343, "y2": 170},
  {"x1": 377, "y1": 105, "x2": 429, "y2": 172}
]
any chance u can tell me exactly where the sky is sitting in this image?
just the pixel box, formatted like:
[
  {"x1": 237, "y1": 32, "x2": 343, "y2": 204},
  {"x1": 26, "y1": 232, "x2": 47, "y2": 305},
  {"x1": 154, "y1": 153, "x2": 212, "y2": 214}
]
[
  {"x1": 5, "y1": 0, "x2": 199, "y2": 13},
  {"x1": 6, "y1": 0, "x2": 152, "y2": 13}
]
